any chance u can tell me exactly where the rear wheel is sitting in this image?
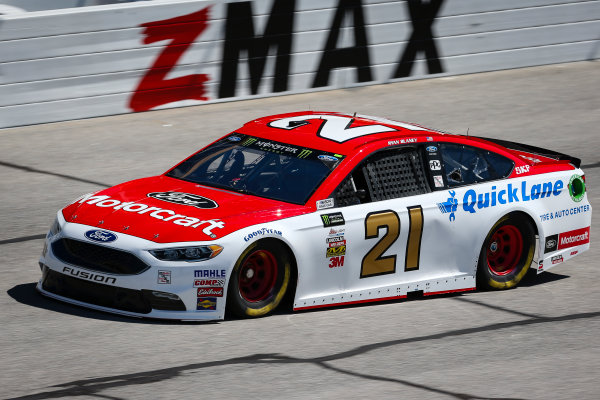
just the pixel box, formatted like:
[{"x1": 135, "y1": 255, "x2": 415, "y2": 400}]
[
  {"x1": 227, "y1": 240, "x2": 291, "y2": 318},
  {"x1": 477, "y1": 214, "x2": 535, "y2": 290}
]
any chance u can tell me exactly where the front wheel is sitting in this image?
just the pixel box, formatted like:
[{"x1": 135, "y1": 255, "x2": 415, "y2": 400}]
[
  {"x1": 477, "y1": 214, "x2": 535, "y2": 290},
  {"x1": 227, "y1": 240, "x2": 291, "y2": 318}
]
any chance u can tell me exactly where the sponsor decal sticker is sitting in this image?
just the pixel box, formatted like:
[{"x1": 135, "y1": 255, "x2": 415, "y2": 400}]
[
  {"x1": 570, "y1": 250, "x2": 578, "y2": 256},
  {"x1": 321, "y1": 212, "x2": 345, "y2": 227},
  {"x1": 194, "y1": 269, "x2": 226, "y2": 278},
  {"x1": 568, "y1": 175, "x2": 585, "y2": 202},
  {"x1": 429, "y1": 160, "x2": 441, "y2": 171},
  {"x1": 244, "y1": 227, "x2": 283, "y2": 242},
  {"x1": 197, "y1": 287, "x2": 224, "y2": 297},
  {"x1": 228, "y1": 136, "x2": 242, "y2": 142},
  {"x1": 329, "y1": 256, "x2": 344, "y2": 268},
  {"x1": 558, "y1": 227, "x2": 590, "y2": 249},
  {"x1": 433, "y1": 175, "x2": 444, "y2": 188},
  {"x1": 77, "y1": 194, "x2": 225, "y2": 238},
  {"x1": 316, "y1": 198, "x2": 334, "y2": 210},
  {"x1": 85, "y1": 230, "x2": 118, "y2": 243},
  {"x1": 515, "y1": 165, "x2": 530, "y2": 175},
  {"x1": 196, "y1": 297, "x2": 217, "y2": 311},
  {"x1": 326, "y1": 245, "x2": 346, "y2": 257},
  {"x1": 157, "y1": 270, "x2": 171, "y2": 284},
  {"x1": 147, "y1": 192, "x2": 218, "y2": 209},
  {"x1": 193, "y1": 279, "x2": 225, "y2": 287},
  {"x1": 318, "y1": 155, "x2": 339, "y2": 162},
  {"x1": 544, "y1": 227, "x2": 590, "y2": 253},
  {"x1": 545, "y1": 235, "x2": 558, "y2": 253},
  {"x1": 328, "y1": 227, "x2": 345, "y2": 236},
  {"x1": 551, "y1": 255, "x2": 563, "y2": 265},
  {"x1": 426, "y1": 146, "x2": 437, "y2": 153}
]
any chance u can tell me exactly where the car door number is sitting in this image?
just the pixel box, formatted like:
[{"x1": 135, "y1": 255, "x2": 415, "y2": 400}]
[{"x1": 360, "y1": 206, "x2": 424, "y2": 278}]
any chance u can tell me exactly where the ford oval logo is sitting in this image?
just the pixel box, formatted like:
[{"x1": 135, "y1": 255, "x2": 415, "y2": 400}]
[
  {"x1": 318, "y1": 155, "x2": 338, "y2": 162},
  {"x1": 147, "y1": 192, "x2": 218, "y2": 209},
  {"x1": 228, "y1": 136, "x2": 242, "y2": 141},
  {"x1": 426, "y1": 146, "x2": 438, "y2": 153},
  {"x1": 85, "y1": 230, "x2": 118, "y2": 243}
]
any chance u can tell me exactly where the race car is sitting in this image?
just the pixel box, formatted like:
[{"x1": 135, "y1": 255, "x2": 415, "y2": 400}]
[{"x1": 38, "y1": 111, "x2": 591, "y2": 320}]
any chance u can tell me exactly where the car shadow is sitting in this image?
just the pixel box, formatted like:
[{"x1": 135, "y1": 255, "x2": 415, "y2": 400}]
[
  {"x1": 6, "y1": 283, "x2": 217, "y2": 325},
  {"x1": 9, "y1": 271, "x2": 568, "y2": 322}
]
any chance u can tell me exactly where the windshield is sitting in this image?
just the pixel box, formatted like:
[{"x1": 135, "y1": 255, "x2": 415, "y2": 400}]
[{"x1": 167, "y1": 134, "x2": 345, "y2": 204}]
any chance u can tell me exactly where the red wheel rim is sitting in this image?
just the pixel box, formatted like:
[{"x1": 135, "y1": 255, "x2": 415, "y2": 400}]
[
  {"x1": 238, "y1": 249, "x2": 278, "y2": 302},
  {"x1": 486, "y1": 225, "x2": 523, "y2": 276}
]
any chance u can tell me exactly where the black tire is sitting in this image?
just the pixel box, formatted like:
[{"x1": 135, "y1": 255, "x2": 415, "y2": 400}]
[
  {"x1": 476, "y1": 214, "x2": 535, "y2": 290},
  {"x1": 227, "y1": 240, "x2": 291, "y2": 318}
]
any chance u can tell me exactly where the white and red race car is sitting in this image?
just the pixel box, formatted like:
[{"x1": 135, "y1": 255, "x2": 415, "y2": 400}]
[{"x1": 38, "y1": 112, "x2": 591, "y2": 320}]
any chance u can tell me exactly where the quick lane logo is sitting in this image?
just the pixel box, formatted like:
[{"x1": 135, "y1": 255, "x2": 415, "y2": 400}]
[
  {"x1": 298, "y1": 149, "x2": 312, "y2": 159},
  {"x1": 440, "y1": 180, "x2": 564, "y2": 221},
  {"x1": 437, "y1": 190, "x2": 457, "y2": 221},
  {"x1": 321, "y1": 212, "x2": 345, "y2": 227}
]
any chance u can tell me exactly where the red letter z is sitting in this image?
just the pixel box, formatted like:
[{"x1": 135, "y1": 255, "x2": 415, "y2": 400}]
[{"x1": 129, "y1": 7, "x2": 211, "y2": 112}]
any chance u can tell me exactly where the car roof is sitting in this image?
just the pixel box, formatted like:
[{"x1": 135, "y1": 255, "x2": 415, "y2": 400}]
[{"x1": 237, "y1": 111, "x2": 452, "y2": 155}]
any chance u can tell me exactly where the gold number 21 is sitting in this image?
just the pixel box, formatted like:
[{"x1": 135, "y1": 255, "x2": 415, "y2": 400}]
[{"x1": 360, "y1": 206, "x2": 424, "y2": 278}]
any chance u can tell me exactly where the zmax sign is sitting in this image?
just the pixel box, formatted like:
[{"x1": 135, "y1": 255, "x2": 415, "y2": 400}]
[{"x1": 130, "y1": 0, "x2": 445, "y2": 112}]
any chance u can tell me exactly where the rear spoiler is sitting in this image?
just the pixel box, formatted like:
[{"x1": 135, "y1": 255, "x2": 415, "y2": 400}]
[{"x1": 474, "y1": 137, "x2": 581, "y2": 169}]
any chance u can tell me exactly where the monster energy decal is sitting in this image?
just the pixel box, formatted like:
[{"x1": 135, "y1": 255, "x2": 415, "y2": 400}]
[{"x1": 232, "y1": 134, "x2": 342, "y2": 162}]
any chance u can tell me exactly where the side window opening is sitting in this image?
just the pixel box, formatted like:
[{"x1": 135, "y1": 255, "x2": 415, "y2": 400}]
[
  {"x1": 440, "y1": 143, "x2": 514, "y2": 187},
  {"x1": 332, "y1": 147, "x2": 430, "y2": 206}
]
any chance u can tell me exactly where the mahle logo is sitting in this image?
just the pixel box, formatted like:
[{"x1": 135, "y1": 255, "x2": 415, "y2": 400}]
[{"x1": 298, "y1": 149, "x2": 312, "y2": 159}]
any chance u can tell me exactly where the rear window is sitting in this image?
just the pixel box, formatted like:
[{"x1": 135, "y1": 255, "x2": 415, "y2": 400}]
[{"x1": 167, "y1": 134, "x2": 344, "y2": 204}]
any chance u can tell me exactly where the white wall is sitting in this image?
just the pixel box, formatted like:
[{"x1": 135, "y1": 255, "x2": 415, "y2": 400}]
[{"x1": 1, "y1": 0, "x2": 598, "y2": 128}]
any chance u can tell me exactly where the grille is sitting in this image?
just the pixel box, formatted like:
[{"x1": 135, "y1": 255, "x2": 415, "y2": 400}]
[
  {"x1": 52, "y1": 238, "x2": 149, "y2": 275},
  {"x1": 41, "y1": 268, "x2": 187, "y2": 313}
]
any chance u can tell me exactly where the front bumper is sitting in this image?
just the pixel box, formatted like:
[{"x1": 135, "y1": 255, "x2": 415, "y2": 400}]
[{"x1": 38, "y1": 215, "x2": 231, "y2": 321}]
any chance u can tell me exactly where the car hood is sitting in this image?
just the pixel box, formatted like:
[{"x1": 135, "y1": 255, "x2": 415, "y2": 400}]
[{"x1": 61, "y1": 176, "x2": 310, "y2": 243}]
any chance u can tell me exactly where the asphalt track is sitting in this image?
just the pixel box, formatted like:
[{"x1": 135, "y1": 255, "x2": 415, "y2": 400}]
[{"x1": 1, "y1": 61, "x2": 599, "y2": 400}]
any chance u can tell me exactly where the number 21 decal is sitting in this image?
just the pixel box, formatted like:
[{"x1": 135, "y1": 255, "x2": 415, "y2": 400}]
[{"x1": 360, "y1": 206, "x2": 424, "y2": 278}]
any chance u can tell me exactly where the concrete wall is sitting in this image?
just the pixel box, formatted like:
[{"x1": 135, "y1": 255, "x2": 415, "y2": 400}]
[{"x1": 1, "y1": 0, "x2": 598, "y2": 128}]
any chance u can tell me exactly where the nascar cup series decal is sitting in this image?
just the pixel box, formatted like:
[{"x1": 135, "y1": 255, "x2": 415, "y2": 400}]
[{"x1": 439, "y1": 179, "x2": 564, "y2": 221}]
